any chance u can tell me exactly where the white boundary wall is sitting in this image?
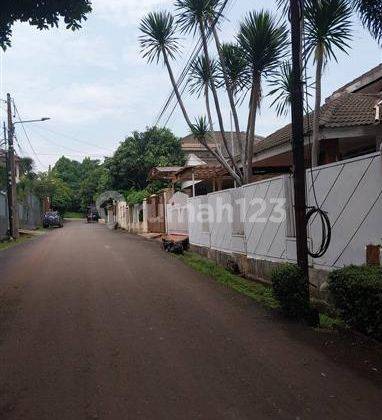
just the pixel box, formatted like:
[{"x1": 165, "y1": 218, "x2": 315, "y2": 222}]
[
  {"x1": 188, "y1": 151, "x2": 382, "y2": 270},
  {"x1": 116, "y1": 200, "x2": 148, "y2": 234},
  {"x1": 166, "y1": 192, "x2": 189, "y2": 236}
]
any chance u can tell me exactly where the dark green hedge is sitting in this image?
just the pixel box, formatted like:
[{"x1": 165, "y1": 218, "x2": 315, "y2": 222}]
[
  {"x1": 271, "y1": 263, "x2": 311, "y2": 320},
  {"x1": 328, "y1": 265, "x2": 382, "y2": 341}
]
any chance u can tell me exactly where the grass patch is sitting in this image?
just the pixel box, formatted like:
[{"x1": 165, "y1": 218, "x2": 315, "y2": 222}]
[
  {"x1": 178, "y1": 252, "x2": 347, "y2": 332},
  {"x1": 177, "y1": 252, "x2": 279, "y2": 309},
  {"x1": 318, "y1": 313, "x2": 345, "y2": 330},
  {"x1": 63, "y1": 212, "x2": 84, "y2": 219},
  {"x1": 0, "y1": 235, "x2": 33, "y2": 251}
]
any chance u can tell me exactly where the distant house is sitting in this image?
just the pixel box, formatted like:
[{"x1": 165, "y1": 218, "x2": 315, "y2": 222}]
[
  {"x1": 151, "y1": 65, "x2": 382, "y2": 192},
  {"x1": 252, "y1": 65, "x2": 382, "y2": 172},
  {"x1": 181, "y1": 131, "x2": 264, "y2": 165}
]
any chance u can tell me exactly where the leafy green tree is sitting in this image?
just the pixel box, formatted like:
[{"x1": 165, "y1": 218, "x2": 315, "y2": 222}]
[
  {"x1": 33, "y1": 172, "x2": 72, "y2": 213},
  {"x1": 0, "y1": 0, "x2": 92, "y2": 49},
  {"x1": 105, "y1": 126, "x2": 185, "y2": 192},
  {"x1": 19, "y1": 157, "x2": 34, "y2": 177},
  {"x1": 79, "y1": 162, "x2": 111, "y2": 210},
  {"x1": 52, "y1": 156, "x2": 82, "y2": 209}
]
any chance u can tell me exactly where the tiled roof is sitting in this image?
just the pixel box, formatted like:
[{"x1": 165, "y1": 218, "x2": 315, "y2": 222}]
[
  {"x1": 148, "y1": 166, "x2": 183, "y2": 181},
  {"x1": 182, "y1": 131, "x2": 263, "y2": 150},
  {"x1": 330, "y1": 64, "x2": 382, "y2": 96},
  {"x1": 254, "y1": 93, "x2": 381, "y2": 155}
]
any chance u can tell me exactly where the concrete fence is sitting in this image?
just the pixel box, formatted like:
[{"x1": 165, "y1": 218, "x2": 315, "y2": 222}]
[
  {"x1": 0, "y1": 192, "x2": 42, "y2": 239},
  {"x1": 116, "y1": 200, "x2": 148, "y2": 234},
  {"x1": 188, "y1": 151, "x2": 382, "y2": 272},
  {"x1": 0, "y1": 192, "x2": 8, "y2": 240},
  {"x1": 166, "y1": 191, "x2": 189, "y2": 236}
]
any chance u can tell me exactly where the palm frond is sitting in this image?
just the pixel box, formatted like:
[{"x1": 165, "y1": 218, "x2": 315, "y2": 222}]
[
  {"x1": 175, "y1": 0, "x2": 223, "y2": 34},
  {"x1": 304, "y1": 0, "x2": 353, "y2": 64},
  {"x1": 237, "y1": 10, "x2": 289, "y2": 77},
  {"x1": 139, "y1": 11, "x2": 180, "y2": 63},
  {"x1": 188, "y1": 55, "x2": 218, "y2": 97},
  {"x1": 190, "y1": 116, "x2": 212, "y2": 145},
  {"x1": 218, "y1": 43, "x2": 251, "y2": 95},
  {"x1": 268, "y1": 61, "x2": 294, "y2": 116},
  {"x1": 352, "y1": 0, "x2": 382, "y2": 45}
]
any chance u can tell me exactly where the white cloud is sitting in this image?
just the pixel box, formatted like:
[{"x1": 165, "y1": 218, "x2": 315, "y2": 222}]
[{"x1": 93, "y1": 0, "x2": 173, "y2": 26}]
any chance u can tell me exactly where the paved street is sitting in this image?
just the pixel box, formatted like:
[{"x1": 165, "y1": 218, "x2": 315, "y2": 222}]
[{"x1": 0, "y1": 220, "x2": 381, "y2": 419}]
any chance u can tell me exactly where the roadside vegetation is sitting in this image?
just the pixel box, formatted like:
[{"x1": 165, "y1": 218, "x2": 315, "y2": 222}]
[
  {"x1": 63, "y1": 212, "x2": 84, "y2": 219},
  {"x1": 178, "y1": 251, "x2": 279, "y2": 309},
  {"x1": 0, "y1": 234, "x2": 34, "y2": 251},
  {"x1": 177, "y1": 252, "x2": 375, "y2": 335}
]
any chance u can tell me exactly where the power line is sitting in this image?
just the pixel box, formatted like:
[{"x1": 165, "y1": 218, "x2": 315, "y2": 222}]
[
  {"x1": 32, "y1": 125, "x2": 114, "y2": 153},
  {"x1": 13, "y1": 102, "x2": 48, "y2": 169},
  {"x1": 154, "y1": 0, "x2": 233, "y2": 128},
  {"x1": 28, "y1": 126, "x2": 107, "y2": 156}
]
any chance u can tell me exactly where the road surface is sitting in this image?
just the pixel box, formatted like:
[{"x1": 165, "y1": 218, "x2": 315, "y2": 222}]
[{"x1": 0, "y1": 220, "x2": 381, "y2": 419}]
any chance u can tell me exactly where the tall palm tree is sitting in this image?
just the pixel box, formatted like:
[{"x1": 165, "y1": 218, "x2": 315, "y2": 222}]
[
  {"x1": 175, "y1": 0, "x2": 241, "y2": 177},
  {"x1": 277, "y1": 0, "x2": 382, "y2": 46},
  {"x1": 237, "y1": 11, "x2": 288, "y2": 183},
  {"x1": 217, "y1": 42, "x2": 250, "y2": 163},
  {"x1": 139, "y1": 10, "x2": 242, "y2": 185},
  {"x1": 139, "y1": 11, "x2": 192, "y2": 128},
  {"x1": 207, "y1": 9, "x2": 245, "y2": 167},
  {"x1": 304, "y1": 0, "x2": 352, "y2": 166}
]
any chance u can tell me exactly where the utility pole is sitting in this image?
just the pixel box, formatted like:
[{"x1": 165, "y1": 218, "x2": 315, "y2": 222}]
[
  {"x1": 6, "y1": 93, "x2": 19, "y2": 239},
  {"x1": 289, "y1": 0, "x2": 309, "y2": 294}
]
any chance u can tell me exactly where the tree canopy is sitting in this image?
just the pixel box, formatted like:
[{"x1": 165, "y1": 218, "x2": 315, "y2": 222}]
[
  {"x1": 105, "y1": 126, "x2": 185, "y2": 192},
  {"x1": 0, "y1": 0, "x2": 92, "y2": 49},
  {"x1": 52, "y1": 156, "x2": 110, "y2": 211}
]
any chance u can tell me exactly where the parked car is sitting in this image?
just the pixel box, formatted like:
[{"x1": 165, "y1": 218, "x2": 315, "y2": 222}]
[
  {"x1": 86, "y1": 206, "x2": 99, "y2": 223},
  {"x1": 43, "y1": 211, "x2": 63, "y2": 228}
]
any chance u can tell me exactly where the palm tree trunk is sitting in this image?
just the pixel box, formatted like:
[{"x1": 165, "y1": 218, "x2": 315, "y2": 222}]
[
  {"x1": 198, "y1": 18, "x2": 241, "y2": 178},
  {"x1": 205, "y1": 85, "x2": 214, "y2": 133},
  {"x1": 162, "y1": 48, "x2": 193, "y2": 129},
  {"x1": 245, "y1": 73, "x2": 261, "y2": 183},
  {"x1": 311, "y1": 48, "x2": 323, "y2": 167},
  {"x1": 211, "y1": 24, "x2": 243, "y2": 160},
  {"x1": 162, "y1": 48, "x2": 241, "y2": 185}
]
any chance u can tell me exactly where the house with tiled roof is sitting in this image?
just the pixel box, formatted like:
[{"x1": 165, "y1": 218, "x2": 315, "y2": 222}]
[
  {"x1": 181, "y1": 131, "x2": 264, "y2": 165},
  {"x1": 252, "y1": 66, "x2": 382, "y2": 173}
]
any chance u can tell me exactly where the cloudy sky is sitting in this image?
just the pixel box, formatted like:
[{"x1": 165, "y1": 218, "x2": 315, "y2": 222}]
[{"x1": 0, "y1": 0, "x2": 381, "y2": 170}]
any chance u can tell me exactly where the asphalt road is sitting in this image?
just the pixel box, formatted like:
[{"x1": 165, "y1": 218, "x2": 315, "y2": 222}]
[{"x1": 0, "y1": 220, "x2": 381, "y2": 420}]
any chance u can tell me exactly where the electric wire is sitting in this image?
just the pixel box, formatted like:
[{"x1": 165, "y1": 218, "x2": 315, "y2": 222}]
[
  {"x1": 12, "y1": 102, "x2": 48, "y2": 169},
  {"x1": 32, "y1": 125, "x2": 114, "y2": 153}
]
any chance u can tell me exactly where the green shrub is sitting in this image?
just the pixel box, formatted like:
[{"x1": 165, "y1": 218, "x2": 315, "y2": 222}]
[
  {"x1": 328, "y1": 265, "x2": 382, "y2": 341},
  {"x1": 271, "y1": 263, "x2": 310, "y2": 319}
]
